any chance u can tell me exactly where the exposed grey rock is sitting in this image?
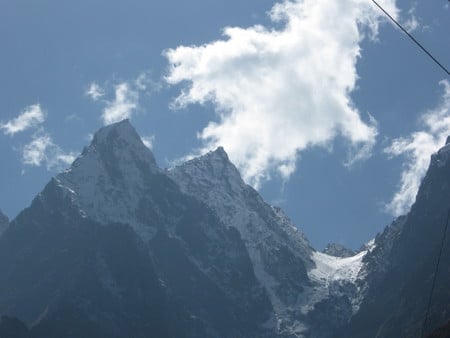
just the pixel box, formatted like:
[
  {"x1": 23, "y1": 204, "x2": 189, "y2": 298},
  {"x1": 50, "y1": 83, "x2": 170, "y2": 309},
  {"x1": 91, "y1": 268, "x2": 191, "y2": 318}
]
[
  {"x1": 323, "y1": 243, "x2": 356, "y2": 258},
  {"x1": 0, "y1": 120, "x2": 274, "y2": 337},
  {"x1": 1, "y1": 121, "x2": 449, "y2": 337},
  {"x1": 168, "y1": 147, "x2": 315, "y2": 336}
]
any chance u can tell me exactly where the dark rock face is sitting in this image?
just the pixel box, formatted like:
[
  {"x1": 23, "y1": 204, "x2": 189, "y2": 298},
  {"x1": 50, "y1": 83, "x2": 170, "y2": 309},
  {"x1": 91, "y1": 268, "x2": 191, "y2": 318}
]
[
  {"x1": 0, "y1": 184, "x2": 171, "y2": 337},
  {"x1": 341, "y1": 144, "x2": 450, "y2": 338},
  {"x1": 0, "y1": 315, "x2": 30, "y2": 338},
  {"x1": 427, "y1": 320, "x2": 450, "y2": 338}
]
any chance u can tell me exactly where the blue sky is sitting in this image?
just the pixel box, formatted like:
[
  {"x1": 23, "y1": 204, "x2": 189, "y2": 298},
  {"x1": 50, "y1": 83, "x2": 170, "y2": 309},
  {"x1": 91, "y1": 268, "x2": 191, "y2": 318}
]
[{"x1": 1, "y1": 0, "x2": 449, "y2": 249}]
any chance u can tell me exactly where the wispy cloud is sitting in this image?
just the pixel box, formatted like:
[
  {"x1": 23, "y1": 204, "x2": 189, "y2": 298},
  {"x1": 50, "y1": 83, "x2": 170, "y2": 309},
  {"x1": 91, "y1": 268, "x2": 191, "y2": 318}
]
[
  {"x1": 402, "y1": 4, "x2": 420, "y2": 33},
  {"x1": 385, "y1": 80, "x2": 450, "y2": 216},
  {"x1": 0, "y1": 104, "x2": 76, "y2": 171},
  {"x1": 165, "y1": 0, "x2": 398, "y2": 187},
  {"x1": 86, "y1": 72, "x2": 161, "y2": 126},
  {"x1": 403, "y1": 15, "x2": 419, "y2": 33},
  {"x1": 22, "y1": 133, "x2": 76, "y2": 170},
  {"x1": 0, "y1": 104, "x2": 46, "y2": 135},
  {"x1": 85, "y1": 82, "x2": 105, "y2": 101},
  {"x1": 134, "y1": 71, "x2": 162, "y2": 92},
  {"x1": 141, "y1": 135, "x2": 155, "y2": 149},
  {"x1": 101, "y1": 83, "x2": 138, "y2": 125}
]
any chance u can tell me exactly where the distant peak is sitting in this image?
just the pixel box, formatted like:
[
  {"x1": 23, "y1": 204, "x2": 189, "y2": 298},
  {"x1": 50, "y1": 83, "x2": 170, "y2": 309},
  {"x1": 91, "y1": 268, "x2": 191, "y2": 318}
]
[
  {"x1": 214, "y1": 146, "x2": 227, "y2": 155},
  {"x1": 55, "y1": 119, "x2": 160, "y2": 231},
  {"x1": 170, "y1": 145, "x2": 244, "y2": 187},
  {"x1": 92, "y1": 119, "x2": 138, "y2": 145},
  {"x1": 86, "y1": 119, "x2": 157, "y2": 166},
  {"x1": 323, "y1": 243, "x2": 356, "y2": 258},
  {"x1": 446, "y1": 136, "x2": 450, "y2": 145},
  {"x1": 209, "y1": 146, "x2": 230, "y2": 160},
  {"x1": 62, "y1": 119, "x2": 159, "y2": 185},
  {"x1": 195, "y1": 146, "x2": 236, "y2": 170}
]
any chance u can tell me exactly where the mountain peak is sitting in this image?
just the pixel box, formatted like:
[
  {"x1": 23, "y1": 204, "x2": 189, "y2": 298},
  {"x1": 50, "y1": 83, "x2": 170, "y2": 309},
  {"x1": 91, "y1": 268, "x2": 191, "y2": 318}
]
[
  {"x1": 92, "y1": 119, "x2": 132, "y2": 140},
  {"x1": 211, "y1": 146, "x2": 228, "y2": 159},
  {"x1": 167, "y1": 146, "x2": 247, "y2": 212},
  {"x1": 54, "y1": 120, "x2": 160, "y2": 239},
  {"x1": 171, "y1": 146, "x2": 242, "y2": 185},
  {"x1": 202, "y1": 146, "x2": 235, "y2": 171},
  {"x1": 197, "y1": 146, "x2": 232, "y2": 166},
  {"x1": 323, "y1": 243, "x2": 356, "y2": 258},
  {"x1": 434, "y1": 136, "x2": 450, "y2": 165},
  {"x1": 82, "y1": 119, "x2": 158, "y2": 169},
  {"x1": 91, "y1": 119, "x2": 149, "y2": 150}
]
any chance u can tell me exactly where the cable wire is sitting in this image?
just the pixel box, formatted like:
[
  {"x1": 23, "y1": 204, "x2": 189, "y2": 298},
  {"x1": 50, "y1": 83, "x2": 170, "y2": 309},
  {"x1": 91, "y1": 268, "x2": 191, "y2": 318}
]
[
  {"x1": 421, "y1": 207, "x2": 450, "y2": 338},
  {"x1": 371, "y1": 0, "x2": 450, "y2": 76},
  {"x1": 369, "y1": 1, "x2": 450, "y2": 336},
  {"x1": 372, "y1": 2, "x2": 450, "y2": 335}
]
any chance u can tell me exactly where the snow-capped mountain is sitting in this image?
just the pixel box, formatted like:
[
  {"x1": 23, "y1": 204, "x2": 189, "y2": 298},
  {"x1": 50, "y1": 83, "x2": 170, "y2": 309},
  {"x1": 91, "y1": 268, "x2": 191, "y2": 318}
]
[
  {"x1": 166, "y1": 147, "x2": 378, "y2": 337},
  {"x1": 168, "y1": 147, "x2": 315, "y2": 336},
  {"x1": 0, "y1": 210, "x2": 8, "y2": 236},
  {"x1": 0, "y1": 120, "x2": 274, "y2": 337},
  {"x1": 55, "y1": 120, "x2": 161, "y2": 241},
  {"x1": 0, "y1": 120, "x2": 448, "y2": 338}
]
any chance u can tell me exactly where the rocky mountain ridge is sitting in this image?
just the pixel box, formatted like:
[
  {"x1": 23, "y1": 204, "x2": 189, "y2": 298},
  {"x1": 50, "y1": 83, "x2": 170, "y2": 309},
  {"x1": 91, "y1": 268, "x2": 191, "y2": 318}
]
[
  {"x1": 0, "y1": 119, "x2": 448, "y2": 337},
  {"x1": 322, "y1": 243, "x2": 356, "y2": 258}
]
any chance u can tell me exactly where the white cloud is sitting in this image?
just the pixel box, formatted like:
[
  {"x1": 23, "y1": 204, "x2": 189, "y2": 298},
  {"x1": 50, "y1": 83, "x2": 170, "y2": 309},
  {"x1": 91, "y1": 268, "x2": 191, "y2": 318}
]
[
  {"x1": 141, "y1": 135, "x2": 155, "y2": 149},
  {"x1": 134, "y1": 72, "x2": 162, "y2": 92},
  {"x1": 101, "y1": 83, "x2": 138, "y2": 125},
  {"x1": 403, "y1": 15, "x2": 419, "y2": 32},
  {"x1": 0, "y1": 104, "x2": 75, "y2": 171},
  {"x1": 88, "y1": 72, "x2": 161, "y2": 126},
  {"x1": 0, "y1": 104, "x2": 46, "y2": 135},
  {"x1": 86, "y1": 82, "x2": 105, "y2": 101},
  {"x1": 165, "y1": 0, "x2": 398, "y2": 187},
  {"x1": 22, "y1": 133, "x2": 76, "y2": 170},
  {"x1": 402, "y1": 5, "x2": 420, "y2": 33},
  {"x1": 385, "y1": 80, "x2": 450, "y2": 216}
]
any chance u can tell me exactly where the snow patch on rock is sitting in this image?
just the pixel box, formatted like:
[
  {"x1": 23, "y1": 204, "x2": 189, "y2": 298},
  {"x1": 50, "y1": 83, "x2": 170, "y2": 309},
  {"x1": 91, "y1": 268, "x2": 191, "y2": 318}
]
[{"x1": 56, "y1": 120, "x2": 160, "y2": 241}]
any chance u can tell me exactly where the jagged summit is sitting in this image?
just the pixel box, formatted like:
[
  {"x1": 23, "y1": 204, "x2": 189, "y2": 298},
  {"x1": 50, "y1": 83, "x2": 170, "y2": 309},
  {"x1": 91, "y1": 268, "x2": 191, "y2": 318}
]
[
  {"x1": 86, "y1": 119, "x2": 158, "y2": 169},
  {"x1": 174, "y1": 146, "x2": 240, "y2": 177},
  {"x1": 428, "y1": 136, "x2": 450, "y2": 171},
  {"x1": 92, "y1": 119, "x2": 141, "y2": 146},
  {"x1": 168, "y1": 146, "x2": 246, "y2": 201},
  {"x1": 1, "y1": 119, "x2": 450, "y2": 337},
  {"x1": 54, "y1": 120, "x2": 161, "y2": 240},
  {"x1": 209, "y1": 146, "x2": 229, "y2": 159},
  {"x1": 168, "y1": 145, "x2": 315, "y2": 333}
]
